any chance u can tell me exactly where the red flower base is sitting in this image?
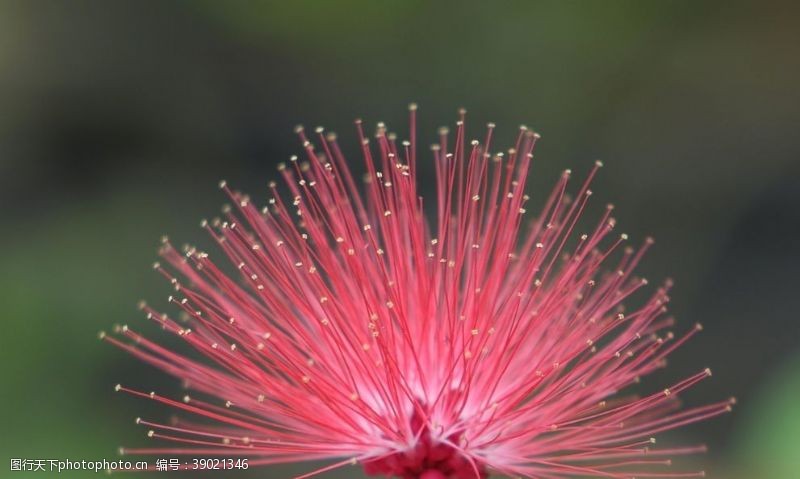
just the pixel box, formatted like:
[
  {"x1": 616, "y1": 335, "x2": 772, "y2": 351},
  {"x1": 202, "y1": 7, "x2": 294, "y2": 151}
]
[{"x1": 363, "y1": 416, "x2": 488, "y2": 479}]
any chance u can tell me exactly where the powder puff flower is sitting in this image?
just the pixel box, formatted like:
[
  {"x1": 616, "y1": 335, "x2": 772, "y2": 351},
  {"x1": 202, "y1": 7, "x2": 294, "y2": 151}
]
[{"x1": 103, "y1": 105, "x2": 732, "y2": 478}]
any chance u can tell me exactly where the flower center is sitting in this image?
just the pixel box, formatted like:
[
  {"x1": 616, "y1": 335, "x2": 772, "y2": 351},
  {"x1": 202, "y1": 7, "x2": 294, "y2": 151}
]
[{"x1": 362, "y1": 413, "x2": 488, "y2": 479}]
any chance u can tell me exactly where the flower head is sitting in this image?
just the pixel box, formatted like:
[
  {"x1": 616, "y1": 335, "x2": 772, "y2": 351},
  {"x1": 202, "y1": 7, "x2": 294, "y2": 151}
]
[{"x1": 104, "y1": 106, "x2": 732, "y2": 478}]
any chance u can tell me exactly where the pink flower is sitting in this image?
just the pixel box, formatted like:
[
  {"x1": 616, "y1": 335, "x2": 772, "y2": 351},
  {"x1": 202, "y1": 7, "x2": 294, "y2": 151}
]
[{"x1": 103, "y1": 105, "x2": 732, "y2": 478}]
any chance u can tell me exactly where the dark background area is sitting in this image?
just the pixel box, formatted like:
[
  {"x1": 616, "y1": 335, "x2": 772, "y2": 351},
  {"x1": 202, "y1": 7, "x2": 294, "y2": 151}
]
[{"x1": 1, "y1": 1, "x2": 799, "y2": 478}]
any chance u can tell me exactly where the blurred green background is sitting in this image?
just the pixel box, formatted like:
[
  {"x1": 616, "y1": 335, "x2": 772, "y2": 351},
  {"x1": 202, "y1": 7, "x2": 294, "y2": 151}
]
[{"x1": 1, "y1": 1, "x2": 799, "y2": 478}]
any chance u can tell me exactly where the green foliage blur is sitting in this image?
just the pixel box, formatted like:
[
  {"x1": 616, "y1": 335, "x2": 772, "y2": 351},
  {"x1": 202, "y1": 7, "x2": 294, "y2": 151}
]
[{"x1": 1, "y1": 1, "x2": 798, "y2": 478}]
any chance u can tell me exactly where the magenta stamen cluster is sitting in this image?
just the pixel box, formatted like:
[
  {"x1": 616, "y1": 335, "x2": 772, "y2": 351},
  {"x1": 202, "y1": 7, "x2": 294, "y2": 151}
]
[{"x1": 104, "y1": 106, "x2": 732, "y2": 478}]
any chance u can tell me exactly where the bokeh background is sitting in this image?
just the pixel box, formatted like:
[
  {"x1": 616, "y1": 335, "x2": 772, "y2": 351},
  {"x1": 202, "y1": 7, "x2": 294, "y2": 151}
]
[{"x1": 1, "y1": 1, "x2": 799, "y2": 478}]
